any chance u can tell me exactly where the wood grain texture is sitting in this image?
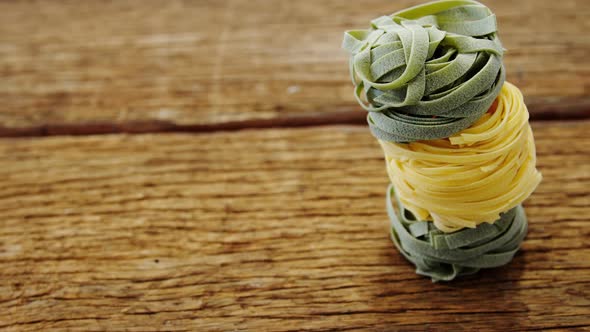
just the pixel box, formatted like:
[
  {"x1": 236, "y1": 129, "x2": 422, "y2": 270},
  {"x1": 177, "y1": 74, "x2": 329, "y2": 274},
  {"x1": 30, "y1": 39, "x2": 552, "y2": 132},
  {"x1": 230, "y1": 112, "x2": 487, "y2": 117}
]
[
  {"x1": 1, "y1": 0, "x2": 589, "y2": 135},
  {"x1": 0, "y1": 121, "x2": 588, "y2": 331}
]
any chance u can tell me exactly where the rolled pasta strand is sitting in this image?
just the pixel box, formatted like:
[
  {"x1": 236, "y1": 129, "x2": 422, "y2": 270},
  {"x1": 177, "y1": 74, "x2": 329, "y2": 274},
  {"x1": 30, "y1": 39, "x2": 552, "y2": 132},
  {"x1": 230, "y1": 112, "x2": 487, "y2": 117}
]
[{"x1": 380, "y1": 82, "x2": 542, "y2": 233}]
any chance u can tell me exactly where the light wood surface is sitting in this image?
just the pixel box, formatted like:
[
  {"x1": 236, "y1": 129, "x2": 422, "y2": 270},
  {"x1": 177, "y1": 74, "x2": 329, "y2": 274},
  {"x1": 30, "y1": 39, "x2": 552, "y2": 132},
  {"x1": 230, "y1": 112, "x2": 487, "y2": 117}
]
[
  {"x1": 0, "y1": 0, "x2": 589, "y2": 135},
  {"x1": 1, "y1": 122, "x2": 589, "y2": 331},
  {"x1": 1, "y1": 0, "x2": 589, "y2": 330}
]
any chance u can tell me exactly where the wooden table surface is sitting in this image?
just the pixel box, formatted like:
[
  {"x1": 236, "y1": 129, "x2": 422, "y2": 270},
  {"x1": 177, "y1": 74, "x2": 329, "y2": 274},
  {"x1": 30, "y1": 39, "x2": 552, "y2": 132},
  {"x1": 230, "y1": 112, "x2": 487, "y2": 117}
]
[{"x1": 1, "y1": 1, "x2": 589, "y2": 331}]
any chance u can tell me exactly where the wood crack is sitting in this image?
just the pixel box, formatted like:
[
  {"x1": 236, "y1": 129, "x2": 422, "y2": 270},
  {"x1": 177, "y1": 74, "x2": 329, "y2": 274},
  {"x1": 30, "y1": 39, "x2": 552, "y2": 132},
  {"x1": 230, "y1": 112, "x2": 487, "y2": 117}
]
[{"x1": 1, "y1": 106, "x2": 587, "y2": 137}]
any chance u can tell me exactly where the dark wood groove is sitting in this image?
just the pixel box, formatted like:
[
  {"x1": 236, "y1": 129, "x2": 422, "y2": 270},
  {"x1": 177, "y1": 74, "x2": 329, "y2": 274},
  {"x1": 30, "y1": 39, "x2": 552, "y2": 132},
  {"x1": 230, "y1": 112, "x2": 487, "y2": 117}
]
[{"x1": 0, "y1": 105, "x2": 588, "y2": 138}]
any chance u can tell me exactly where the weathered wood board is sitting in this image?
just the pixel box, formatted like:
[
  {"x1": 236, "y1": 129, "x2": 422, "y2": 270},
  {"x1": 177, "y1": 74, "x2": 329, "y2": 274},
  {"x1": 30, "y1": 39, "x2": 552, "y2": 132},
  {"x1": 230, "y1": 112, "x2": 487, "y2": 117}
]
[{"x1": 1, "y1": 121, "x2": 588, "y2": 331}]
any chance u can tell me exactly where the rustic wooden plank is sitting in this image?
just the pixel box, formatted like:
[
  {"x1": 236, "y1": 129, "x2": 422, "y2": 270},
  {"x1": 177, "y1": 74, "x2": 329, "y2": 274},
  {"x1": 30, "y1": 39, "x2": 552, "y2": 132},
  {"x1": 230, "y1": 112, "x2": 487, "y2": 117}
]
[
  {"x1": 0, "y1": 0, "x2": 589, "y2": 135},
  {"x1": 0, "y1": 121, "x2": 588, "y2": 331}
]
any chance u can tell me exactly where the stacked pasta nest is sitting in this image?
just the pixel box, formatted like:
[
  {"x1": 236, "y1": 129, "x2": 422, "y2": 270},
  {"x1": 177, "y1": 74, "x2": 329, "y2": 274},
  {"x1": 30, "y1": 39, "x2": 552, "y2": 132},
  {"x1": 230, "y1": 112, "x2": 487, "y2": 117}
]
[{"x1": 343, "y1": 0, "x2": 541, "y2": 281}]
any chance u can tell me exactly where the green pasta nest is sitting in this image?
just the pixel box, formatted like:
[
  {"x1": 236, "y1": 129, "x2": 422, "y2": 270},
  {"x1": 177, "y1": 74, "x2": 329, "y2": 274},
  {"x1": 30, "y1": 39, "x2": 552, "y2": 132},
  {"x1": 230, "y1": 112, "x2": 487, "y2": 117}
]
[
  {"x1": 387, "y1": 185, "x2": 528, "y2": 282},
  {"x1": 342, "y1": 0, "x2": 505, "y2": 142}
]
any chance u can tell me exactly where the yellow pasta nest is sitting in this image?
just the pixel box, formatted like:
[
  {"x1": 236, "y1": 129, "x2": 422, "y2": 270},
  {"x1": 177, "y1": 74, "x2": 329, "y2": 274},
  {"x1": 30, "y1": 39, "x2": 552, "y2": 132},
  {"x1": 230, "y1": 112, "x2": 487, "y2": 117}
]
[{"x1": 380, "y1": 82, "x2": 542, "y2": 233}]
